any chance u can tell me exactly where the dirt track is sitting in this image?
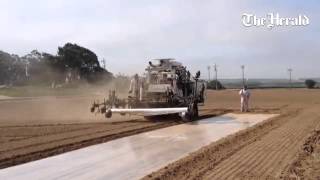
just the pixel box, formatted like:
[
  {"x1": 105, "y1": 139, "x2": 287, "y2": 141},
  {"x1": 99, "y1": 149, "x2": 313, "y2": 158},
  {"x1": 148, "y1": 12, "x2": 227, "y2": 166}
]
[{"x1": 1, "y1": 89, "x2": 320, "y2": 179}]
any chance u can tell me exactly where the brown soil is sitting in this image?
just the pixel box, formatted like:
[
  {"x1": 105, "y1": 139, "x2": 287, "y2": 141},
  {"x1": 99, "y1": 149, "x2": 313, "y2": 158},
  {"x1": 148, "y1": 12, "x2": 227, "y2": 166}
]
[
  {"x1": 283, "y1": 129, "x2": 320, "y2": 180},
  {"x1": 1, "y1": 88, "x2": 320, "y2": 180},
  {"x1": 143, "y1": 89, "x2": 320, "y2": 180}
]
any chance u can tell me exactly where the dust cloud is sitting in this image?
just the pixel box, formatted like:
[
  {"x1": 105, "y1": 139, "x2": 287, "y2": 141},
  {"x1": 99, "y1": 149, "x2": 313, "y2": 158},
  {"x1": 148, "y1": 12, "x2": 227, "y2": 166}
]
[{"x1": 0, "y1": 77, "x2": 131, "y2": 126}]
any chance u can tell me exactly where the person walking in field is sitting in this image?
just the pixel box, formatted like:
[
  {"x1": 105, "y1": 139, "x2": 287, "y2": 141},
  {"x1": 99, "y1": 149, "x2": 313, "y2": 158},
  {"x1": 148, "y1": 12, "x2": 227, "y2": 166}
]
[
  {"x1": 239, "y1": 85, "x2": 250, "y2": 112},
  {"x1": 129, "y1": 74, "x2": 140, "y2": 98},
  {"x1": 129, "y1": 74, "x2": 145, "y2": 101}
]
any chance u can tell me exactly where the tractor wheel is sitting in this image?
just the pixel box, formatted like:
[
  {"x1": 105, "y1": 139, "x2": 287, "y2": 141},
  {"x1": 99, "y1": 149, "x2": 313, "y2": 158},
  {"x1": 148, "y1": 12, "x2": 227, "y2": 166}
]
[
  {"x1": 183, "y1": 102, "x2": 198, "y2": 121},
  {"x1": 194, "y1": 103, "x2": 199, "y2": 117},
  {"x1": 105, "y1": 109, "x2": 112, "y2": 118},
  {"x1": 144, "y1": 116, "x2": 158, "y2": 120}
]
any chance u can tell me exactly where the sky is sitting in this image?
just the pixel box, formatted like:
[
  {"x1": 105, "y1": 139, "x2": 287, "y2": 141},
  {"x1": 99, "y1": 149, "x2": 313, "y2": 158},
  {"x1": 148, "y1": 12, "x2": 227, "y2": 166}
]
[{"x1": 0, "y1": 0, "x2": 319, "y2": 79}]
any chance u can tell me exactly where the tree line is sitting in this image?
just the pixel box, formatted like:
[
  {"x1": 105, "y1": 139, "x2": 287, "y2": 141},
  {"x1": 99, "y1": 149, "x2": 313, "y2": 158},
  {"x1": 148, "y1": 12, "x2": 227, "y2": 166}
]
[{"x1": 0, "y1": 43, "x2": 113, "y2": 86}]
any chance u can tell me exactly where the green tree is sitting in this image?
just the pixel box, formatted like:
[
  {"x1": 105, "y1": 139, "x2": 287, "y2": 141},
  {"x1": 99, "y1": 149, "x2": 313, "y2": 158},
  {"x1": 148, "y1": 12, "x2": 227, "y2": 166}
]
[
  {"x1": 0, "y1": 43, "x2": 113, "y2": 86},
  {"x1": 58, "y1": 43, "x2": 112, "y2": 82},
  {"x1": 0, "y1": 51, "x2": 25, "y2": 85},
  {"x1": 0, "y1": 51, "x2": 12, "y2": 84}
]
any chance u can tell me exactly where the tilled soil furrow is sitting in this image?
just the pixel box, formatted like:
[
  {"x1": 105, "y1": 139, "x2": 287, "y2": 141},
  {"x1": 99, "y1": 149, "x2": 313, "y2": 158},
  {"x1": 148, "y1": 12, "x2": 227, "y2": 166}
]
[
  {"x1": 211, "y1": 127, "x2": 298, "y2": 179},
  {"x1": 227, "y1": 123, "x2": 305, "y2": 179},
  {"x1": 258, "y1": 125, "x2": 310, "y2": 177},
  {"x1": 213, "y1": 126, "x2": 294, "y2": 180},
  {"x1": 1, "y1": 126, "x2": 98, "y2": 143},
  {"x1": 265, "y1": 120, "x2": 320, "y2": 177},
  {"x1": 281, "y1": 124, "x2": 320, "y2": 179},
  {"x1": 204, "y1": 108, "x2": 319, "y2": 180},
  {"x1": 219, "y1": 116, "x2": 293, "y2": 179},
  {"x1": 213, "y1": 139, "x2": 284, "y2": 179},
  {"x1": 195, "y1": 128, "x2": 277, "y2": 180},
  {"x1": 253, "y1": 128, "x2": 304, "y2": 177},
  {"x1": 210, "y1": 142, "x2": 267, "y2": 179},
  {"x1": 0, "y1": 122, "x2": 152, "y2": 153},
  {"x1": 238, "y1": 120, "x2": 306, "y2": 177},
  {"x1": 200, "y1": 113, "x2": 297, "y2": 179},
  {"x1": 0, "y1": 123, "x2": 161, "y2": 158}
]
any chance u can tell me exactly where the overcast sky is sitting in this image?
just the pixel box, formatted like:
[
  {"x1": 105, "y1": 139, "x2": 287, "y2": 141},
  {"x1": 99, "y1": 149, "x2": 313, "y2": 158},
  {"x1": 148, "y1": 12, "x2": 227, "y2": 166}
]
[{"x1": 0, "y1": 0, "x2": 319, "y2": 79}]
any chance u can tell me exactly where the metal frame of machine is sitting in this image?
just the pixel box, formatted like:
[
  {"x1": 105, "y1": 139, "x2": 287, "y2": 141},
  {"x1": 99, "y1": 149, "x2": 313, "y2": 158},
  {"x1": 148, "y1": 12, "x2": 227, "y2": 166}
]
[{"x1": 90, "y1": 59, "x2": 206, "y2": 121}]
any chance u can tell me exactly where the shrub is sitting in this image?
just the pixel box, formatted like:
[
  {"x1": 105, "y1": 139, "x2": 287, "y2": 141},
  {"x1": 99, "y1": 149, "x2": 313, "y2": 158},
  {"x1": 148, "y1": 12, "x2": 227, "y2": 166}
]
[
  {"x1": 305, "y1": 79, "x2": 316, "y2": 89},
  {"x1": 207, "y1": 80, "x2": 225, "y2": 90}
]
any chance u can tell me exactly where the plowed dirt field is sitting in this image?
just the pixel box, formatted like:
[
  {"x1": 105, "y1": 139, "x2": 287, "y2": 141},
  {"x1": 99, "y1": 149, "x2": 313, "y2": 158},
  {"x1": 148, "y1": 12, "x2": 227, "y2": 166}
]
[{"x1": 1, "y1": 89, "x2": 320, "y2": 180}]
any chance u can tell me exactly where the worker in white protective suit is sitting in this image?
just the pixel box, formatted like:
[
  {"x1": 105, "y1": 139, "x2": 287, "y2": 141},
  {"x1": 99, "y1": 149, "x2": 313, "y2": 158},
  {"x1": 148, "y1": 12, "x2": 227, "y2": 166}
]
[
  {"x1": 129, "y1": 74, "x2": 143, "y2": 101},
  {"x1": 239, "y1": 86, "x2": 250, "y2": 112}
]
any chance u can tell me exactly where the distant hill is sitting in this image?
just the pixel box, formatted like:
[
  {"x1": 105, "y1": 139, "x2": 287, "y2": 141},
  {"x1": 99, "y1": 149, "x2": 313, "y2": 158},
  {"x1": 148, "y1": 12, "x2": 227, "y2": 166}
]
[
  {"x1": 299, "y1": 78, "x2": 320, "y2": 82},
  {"x1": 218, "y1": 79, "x2": 308, "y2": 89}
]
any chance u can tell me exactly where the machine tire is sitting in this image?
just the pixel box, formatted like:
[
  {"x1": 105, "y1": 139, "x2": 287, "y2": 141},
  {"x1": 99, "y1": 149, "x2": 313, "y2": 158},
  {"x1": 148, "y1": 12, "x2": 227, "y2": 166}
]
[
  {"x1": 183, "y1": 102, "x2": 198, "y2": 121},
  {"x1": 194, "y1": 103, "x2": 199, "y2": 118},
  {"x1": 105, "y1": 109, "x2": 112, "y2": 118},
  {"x1": 144, "y1": 116, "x2": 158, "y2": 120}
]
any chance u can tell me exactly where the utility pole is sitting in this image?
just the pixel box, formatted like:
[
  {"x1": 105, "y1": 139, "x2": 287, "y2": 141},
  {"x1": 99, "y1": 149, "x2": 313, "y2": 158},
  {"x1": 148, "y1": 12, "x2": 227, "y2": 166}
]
[
  {"x1": 241, "y1": 65, "x2": 245, "y2": 87},
  {"x1": 25, "y1": 61, "x2": 29, "y2": 80},
  {"x1": 288, "y1": 68, "x2": 292, "y2": 89},
  {"x1": 102, "y1": 58, "x2": 106, "y2": 69},
  {"x1": 207, "y1": 65, "x2": 211, "y2": 81},
  {"x1": 213, "y1": 64, "x2": 218, "y2": 90}
]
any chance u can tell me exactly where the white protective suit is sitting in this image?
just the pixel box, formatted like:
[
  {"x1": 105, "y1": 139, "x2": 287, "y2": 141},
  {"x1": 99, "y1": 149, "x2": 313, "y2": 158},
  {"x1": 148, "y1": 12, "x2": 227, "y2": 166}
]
[
  {"x1": 129, "y1": 76, "x2": 143, "y2": 101},
  {"x1": 239, "y1": 88, "x2": 250, "y2": 112}
]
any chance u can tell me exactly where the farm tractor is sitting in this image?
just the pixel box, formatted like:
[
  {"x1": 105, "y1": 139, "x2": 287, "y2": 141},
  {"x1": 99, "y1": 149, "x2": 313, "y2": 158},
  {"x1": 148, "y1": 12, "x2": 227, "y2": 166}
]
[{"x1": 90, "y1": 59, "x2": 206, "y2": 121}]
